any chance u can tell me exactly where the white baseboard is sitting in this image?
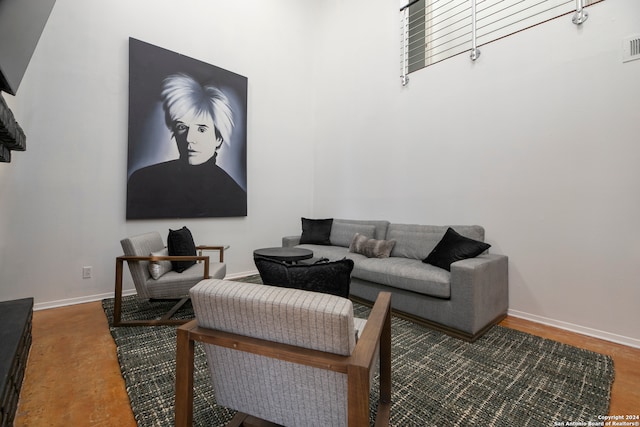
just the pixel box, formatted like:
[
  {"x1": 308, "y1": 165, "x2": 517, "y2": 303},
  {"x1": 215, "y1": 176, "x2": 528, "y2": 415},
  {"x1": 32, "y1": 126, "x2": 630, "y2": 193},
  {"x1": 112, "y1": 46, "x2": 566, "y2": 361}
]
[
  {"x1": 33, "y1": 270, "x2": 260, "y2": 312},
  {"x1": 34, "y1": 289, "x2": 138, "y2": 311},
  {"x1": 508, "y1": 308, "x2": 640, "y2": 349}
]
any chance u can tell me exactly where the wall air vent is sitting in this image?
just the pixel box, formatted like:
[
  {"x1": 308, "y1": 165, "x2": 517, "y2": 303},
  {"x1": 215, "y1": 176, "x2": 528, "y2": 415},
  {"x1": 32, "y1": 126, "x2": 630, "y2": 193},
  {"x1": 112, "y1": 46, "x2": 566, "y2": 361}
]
[{"x1": 622, "y1": 34, "x2": 640, "y2": 63}]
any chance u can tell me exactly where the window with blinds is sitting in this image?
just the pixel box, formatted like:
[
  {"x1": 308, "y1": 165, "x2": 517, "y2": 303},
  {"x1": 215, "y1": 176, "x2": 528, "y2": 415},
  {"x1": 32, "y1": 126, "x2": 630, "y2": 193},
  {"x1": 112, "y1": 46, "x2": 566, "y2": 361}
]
[{"x1": 400, "y1": 0, "x2": 603, "y2": 84}]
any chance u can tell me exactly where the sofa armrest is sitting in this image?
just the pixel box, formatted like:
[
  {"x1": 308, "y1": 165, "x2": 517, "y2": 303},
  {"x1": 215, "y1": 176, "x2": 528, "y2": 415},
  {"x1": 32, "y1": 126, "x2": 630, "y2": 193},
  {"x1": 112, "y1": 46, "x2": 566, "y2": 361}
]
[
  {"x1": 449, "y1": 254, "x2": 509, "y2": 333},
  {"x1": 282, "y1": 235, "x2": 301, "y2": 247}
]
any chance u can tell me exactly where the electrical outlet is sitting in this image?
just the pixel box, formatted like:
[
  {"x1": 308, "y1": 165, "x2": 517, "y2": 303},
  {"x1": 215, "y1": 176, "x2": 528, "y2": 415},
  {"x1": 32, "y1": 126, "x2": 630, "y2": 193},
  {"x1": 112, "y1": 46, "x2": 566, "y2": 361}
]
[{"x1": 82, "y1": 266, "x2": 92, "y2": 279}]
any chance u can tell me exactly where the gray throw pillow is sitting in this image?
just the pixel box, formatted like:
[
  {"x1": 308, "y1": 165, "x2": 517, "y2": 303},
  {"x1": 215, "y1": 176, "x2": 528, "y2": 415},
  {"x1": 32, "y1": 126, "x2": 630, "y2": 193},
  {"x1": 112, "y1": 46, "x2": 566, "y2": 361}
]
[
  {"x1": 330, "y1": 222, "x2": 376, "y2": 247},
  {"x1": 349, "y1": 233, "x2": 396, "y2": 258},
  {"x1": 148, "y1": 248, "x2": 172, "y2": 279}
]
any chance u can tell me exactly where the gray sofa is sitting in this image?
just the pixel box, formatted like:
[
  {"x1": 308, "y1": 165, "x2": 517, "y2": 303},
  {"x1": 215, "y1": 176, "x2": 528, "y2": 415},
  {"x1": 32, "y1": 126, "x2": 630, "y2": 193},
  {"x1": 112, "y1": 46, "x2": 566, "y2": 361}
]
[{"x1": 283, "y1": 219, "x2": 508, "y2": 341}]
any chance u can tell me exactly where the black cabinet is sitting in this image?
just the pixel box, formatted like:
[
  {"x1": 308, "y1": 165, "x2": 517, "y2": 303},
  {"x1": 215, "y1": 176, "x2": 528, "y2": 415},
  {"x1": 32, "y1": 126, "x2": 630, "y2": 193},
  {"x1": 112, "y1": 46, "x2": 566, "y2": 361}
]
[{"x1": 0, "y1": 298, "x2": 33, "y2": 427}]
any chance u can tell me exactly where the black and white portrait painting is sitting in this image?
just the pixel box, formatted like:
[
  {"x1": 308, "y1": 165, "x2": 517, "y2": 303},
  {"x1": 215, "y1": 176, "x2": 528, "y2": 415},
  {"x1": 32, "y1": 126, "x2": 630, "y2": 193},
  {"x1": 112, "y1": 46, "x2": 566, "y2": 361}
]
[{"x1": 126, "y1": 38, "x2": 247, "y2": 219}]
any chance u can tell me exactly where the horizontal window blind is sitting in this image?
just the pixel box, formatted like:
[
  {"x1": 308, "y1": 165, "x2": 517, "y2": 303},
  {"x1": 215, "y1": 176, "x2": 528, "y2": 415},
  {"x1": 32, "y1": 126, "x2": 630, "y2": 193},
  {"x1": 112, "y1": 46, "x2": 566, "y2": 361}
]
[{"x1": 400, "y1": 0, "x2": 603, "y2": 83}]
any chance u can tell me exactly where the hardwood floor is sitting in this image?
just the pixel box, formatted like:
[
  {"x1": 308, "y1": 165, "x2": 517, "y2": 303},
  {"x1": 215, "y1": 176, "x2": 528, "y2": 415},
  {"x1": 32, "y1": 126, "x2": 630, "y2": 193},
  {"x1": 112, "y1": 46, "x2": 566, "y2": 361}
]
[
  {"x1": 14, "y1": 301, "x2": 640, "y2": 426},
  {"x1": 500, "y1": 316, "x2": 640, "y2": 417},
  {"x1": 14, "y1": 301, "x2": 136, "y2": 427}
]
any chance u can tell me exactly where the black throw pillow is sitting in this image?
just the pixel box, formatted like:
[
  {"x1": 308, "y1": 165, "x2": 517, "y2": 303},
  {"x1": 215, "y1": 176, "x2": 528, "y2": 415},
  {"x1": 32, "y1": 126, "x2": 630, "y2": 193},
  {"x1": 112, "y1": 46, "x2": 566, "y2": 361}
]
[
  {"x1": 423, "y1": 227, "x2": 491, "y2": 271},
  {"x1": 299, "y1": 217, "x2": 333, "y2": 245},
  {"x1": 167, "y1": 226, "x2": 197, "y2": 273}
]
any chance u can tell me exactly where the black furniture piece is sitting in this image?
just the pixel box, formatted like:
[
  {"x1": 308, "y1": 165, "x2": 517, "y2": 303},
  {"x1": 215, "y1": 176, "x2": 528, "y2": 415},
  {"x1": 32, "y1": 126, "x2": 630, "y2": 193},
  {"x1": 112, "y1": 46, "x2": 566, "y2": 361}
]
[
  {"x1": 0, "y1": 298, "x2": 33, "y2": 427},
  {"x1": 254, "y1": 256, "x2": 354, "y2": 298},
  {"x1": 252, "y1": 247, "x2": 313, "y2": 263}
]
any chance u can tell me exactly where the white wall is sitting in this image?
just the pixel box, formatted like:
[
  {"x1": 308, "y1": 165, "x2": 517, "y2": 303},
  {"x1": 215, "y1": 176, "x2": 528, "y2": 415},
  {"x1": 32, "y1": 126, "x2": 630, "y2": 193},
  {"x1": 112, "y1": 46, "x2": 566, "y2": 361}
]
[
  {"x1": 312, "y1": 0, "x2": 640, "y2": 345},
  {"x1": 0, "y1": 0, "x2": 321, "y2": 306},
  {"x1": 1, "y1": 0, "x2": 638, "y2": 346}
]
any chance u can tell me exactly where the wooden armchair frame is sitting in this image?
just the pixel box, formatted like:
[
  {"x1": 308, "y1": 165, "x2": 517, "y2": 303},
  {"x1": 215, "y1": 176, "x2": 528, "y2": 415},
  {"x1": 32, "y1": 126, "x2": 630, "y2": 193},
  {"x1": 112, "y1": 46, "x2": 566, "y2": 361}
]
[
  {"x1": 113, "y1": 246, "x2": 225, "y2": 327},
  {"x1": 175, "y1": 291, "x2": 392, "y2": 427}
]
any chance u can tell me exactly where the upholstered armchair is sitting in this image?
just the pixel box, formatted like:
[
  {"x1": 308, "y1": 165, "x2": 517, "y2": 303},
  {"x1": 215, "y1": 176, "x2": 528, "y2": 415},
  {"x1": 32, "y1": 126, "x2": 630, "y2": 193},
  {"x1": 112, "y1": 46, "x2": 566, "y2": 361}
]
[
  {"x1": 113, "y1": 230, "x2": 226, "y2": 326},
  {"x1": 175, "y1": 279, "x2": 392, "y2": 427}
]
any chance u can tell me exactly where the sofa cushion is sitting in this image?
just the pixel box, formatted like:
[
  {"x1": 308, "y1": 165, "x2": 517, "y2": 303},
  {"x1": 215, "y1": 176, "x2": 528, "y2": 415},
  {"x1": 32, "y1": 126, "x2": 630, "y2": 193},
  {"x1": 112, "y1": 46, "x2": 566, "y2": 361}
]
[
  {"x1": 388, "y1": 224, "x2": 485, "y2": 260},
  {"x1": 296, "y1": 244, "x2": 351, "y2": 261},
  {"x1": 333, "y1": 219, "x2": 390, "y2": 240},
  {"x1": 349, "y1": 233, "x2": 396, "y2": 258},
  {"x1": 299, "y1": 217, "x2": 333, "y2": 245},
  {"x1": 145, "y1": 261, "x2": 226, "y2": 299},
  {"x1": 424, "y1": 227, "x2": 491, "y2": 271},
  {"x1": 330, "y1": 222, "x2": 376, "y2": 247},
  {"x1": 352, "y1": 257, "x2": 451, "y2": 299}
]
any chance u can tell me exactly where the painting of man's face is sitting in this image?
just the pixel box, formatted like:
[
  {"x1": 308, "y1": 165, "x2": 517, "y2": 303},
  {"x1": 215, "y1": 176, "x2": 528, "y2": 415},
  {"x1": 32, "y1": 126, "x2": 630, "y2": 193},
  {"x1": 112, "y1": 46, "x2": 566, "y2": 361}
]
[
  {"x1": 126, "y1": 38, "x2": 248, "y2": 219},
  {"x1": 172, "y1": 111, "x2": 221, "y2": 166}
]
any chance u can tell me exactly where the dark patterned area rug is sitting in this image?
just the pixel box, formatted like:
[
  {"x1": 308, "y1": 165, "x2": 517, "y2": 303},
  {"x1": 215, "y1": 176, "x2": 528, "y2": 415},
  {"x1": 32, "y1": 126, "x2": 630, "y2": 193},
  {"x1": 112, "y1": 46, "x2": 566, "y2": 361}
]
[{"x1": 102, "y1": 276, "x2": 614, "y2": 427}]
